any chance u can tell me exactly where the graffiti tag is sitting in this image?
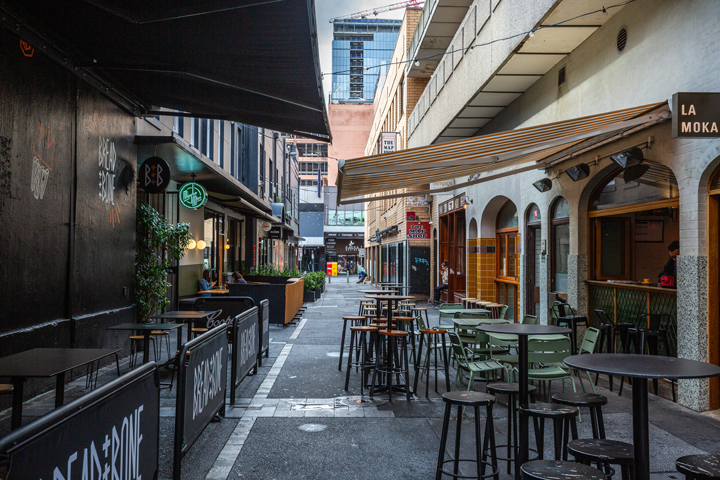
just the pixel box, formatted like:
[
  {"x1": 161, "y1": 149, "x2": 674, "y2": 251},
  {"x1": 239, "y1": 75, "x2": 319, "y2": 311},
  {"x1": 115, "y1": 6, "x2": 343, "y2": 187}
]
[{"x1": 99, "y1": 137, "x2": 116, "y2": 205}]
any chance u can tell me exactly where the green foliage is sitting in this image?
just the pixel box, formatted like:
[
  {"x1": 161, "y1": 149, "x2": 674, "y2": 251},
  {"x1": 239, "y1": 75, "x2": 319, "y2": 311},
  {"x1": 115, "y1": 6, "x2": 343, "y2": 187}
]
[
  {"x1": 303, "y1": 271, "x2": 327, "y2": 291},
  {"x1": 135, "y1": 204, "x2": 192, "y2": 322},
  {"x1": 251, "y1": 264, "x2": 301, "y2": 277}
]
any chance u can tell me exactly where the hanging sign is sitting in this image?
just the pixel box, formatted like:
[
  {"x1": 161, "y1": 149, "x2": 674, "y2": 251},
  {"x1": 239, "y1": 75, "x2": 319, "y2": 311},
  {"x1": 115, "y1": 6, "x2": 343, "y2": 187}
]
[
  {"x1": 406, "y1": 221, "x2": 430, "y2": 239},
  {"x1": 179, "y1": 182, "x2": 207, "y2": 209},
  {"x1": 672, "y1": 92, "x2": 720, "y2": 138},
  {"x1": 261, "y1": 221, "x2": 272, "y2": 232},
  {"x1": 379, "y1": 132, "x2": 397, "y2": 153},
  {"x1": 139, "y1": 156, "x2": 171, "y2": 193},
  {"x1": 269, "y1": 226, "x2": 282, "y2": 239}
]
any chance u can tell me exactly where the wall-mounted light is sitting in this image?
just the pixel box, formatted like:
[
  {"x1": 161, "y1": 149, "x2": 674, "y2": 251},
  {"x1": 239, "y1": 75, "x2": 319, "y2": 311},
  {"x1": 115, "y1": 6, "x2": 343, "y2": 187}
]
[
  {"x1": 196, "y1": 240, "x2": 207, "y2": 250},
  {"x1": 565, "y1": 163, "x2": 590, "y2": 182},
  {"x1": 533, "y1": 178, "x2": 552, "y2": 192},
  {"x1": 186, "y1": 239, "x2": 197, "y2": 250},
  {"x1": 610, "y1": 147, "x2": 644, "y2": 169},
  {"x1": 461, "y1": 195, "x2": 473, "y2": 208},
  {"x1": 224, "y1": 239, "x2": 230, "y2": 250},
  {"x1": 622, "y1": 163, "x2": 650, "y2": 183}
]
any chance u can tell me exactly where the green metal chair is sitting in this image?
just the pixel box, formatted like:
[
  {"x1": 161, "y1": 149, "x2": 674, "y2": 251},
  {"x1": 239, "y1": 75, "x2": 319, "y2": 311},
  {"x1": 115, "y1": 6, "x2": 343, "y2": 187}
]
[
  {"x1": 488, "y1": 333, "x2": 519, "y2": 381},
  {"x1": 524, "y1": 336, "x2": 577, "y2": 401},
  {"x1": 499, "y1": 305, "x2": 508, "y2": 319},
  {"x1": 575, "y1": 327, "x2": 600, "y2": 393},
  {"x1": 438, "y1": 303, "x2": 463, "y2": 330},
  {"x1": 449, "y1": 331, "x2": 508, "y2": 391},
  {"x1": 522, "y1": 315, "x2": 538, "y2": 325}
]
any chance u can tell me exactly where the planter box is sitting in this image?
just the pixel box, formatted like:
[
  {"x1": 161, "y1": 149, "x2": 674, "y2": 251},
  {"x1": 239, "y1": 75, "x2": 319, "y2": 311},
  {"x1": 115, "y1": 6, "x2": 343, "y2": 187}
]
[
  {"x1": 303, "y1": 291, "x2": 316, "y2": 303},
  {"x1": 229, "y1": 277, "x2": 304, "y2": 324},
  {"x1": 315, "y1": 287, "x2": 321, "y2": 298}
]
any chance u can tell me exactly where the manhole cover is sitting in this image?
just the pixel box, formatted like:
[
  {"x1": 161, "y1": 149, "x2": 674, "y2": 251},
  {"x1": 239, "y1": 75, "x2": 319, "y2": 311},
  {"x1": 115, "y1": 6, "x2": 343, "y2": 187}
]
[
  {"x1": 334, "y1": 396, "x2": 386, "y2": 407},
  {"x1": 290, "y1": 403, "x2": 335, "y2": 411},
  {"x1": 326, "y1": 352, "x2": 341, "y2": 357},
  {"x1": 298, "y1": 423, "x2": 328, "y2": 432}
]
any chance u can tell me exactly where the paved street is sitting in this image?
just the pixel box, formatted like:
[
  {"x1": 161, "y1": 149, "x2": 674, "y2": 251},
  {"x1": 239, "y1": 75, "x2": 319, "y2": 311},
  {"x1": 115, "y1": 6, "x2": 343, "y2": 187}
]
[{"x1": 3, "y1": 281, "x2": 720, "y2": 479}]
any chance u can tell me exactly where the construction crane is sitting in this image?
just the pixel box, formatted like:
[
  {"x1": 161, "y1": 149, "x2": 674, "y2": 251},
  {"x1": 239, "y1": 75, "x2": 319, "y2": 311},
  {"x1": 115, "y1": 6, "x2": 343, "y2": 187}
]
[{"x1": 329, "y1": 1, "x2": 424, "y2": 23}]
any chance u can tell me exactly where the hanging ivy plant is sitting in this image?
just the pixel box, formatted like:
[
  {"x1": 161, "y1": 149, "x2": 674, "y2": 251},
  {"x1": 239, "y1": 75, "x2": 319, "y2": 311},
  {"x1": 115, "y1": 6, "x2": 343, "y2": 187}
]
[{"x1": 135, "y1": 203, "x2": 192, "y2": 322}]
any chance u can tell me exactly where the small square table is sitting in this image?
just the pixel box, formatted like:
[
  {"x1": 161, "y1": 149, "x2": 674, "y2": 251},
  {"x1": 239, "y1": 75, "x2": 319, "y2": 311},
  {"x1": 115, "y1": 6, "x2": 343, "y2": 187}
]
[
  {"x1": 108, "y1": 323, "x2": 183, "y2": 364},
  {"x1": 0, "y1": 348, "x2": 121, "y2": 430},
  {"x1": 151, "y1": 310, "x2": 217, "y2": 342}
]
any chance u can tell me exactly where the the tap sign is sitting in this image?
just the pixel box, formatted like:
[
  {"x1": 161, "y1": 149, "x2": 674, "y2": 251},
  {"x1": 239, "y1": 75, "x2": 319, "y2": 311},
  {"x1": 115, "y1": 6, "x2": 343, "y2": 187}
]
[
  {"x1": 139, "y1": 156, "x2": 171, "y2": 193},
  {"x1": 179, "y1": 182, "x2": 208, "y2": 209},
  {"x1": 406, "y1": 221, "x2": 430, "y2": 239}
]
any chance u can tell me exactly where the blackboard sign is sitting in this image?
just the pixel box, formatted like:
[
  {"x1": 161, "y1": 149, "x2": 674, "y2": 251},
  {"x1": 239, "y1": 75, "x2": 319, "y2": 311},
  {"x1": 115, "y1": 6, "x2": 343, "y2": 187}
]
[
  {"x1": 230, "y1": 307, "x2": 259, "y2": 406},
  {"x1": 139, "y1": 156, "x2": 171, "y2": 193},
  {"x1": 409, "y1": 246, "x2": 431, "y2": 294},
  {"x1": 672, "y1": 92, "x2": 720, "y2": 138},
  {"x1": 258, "y1": 299, "x2": 270, "y2": 365},
  {"x1": 0, "y1": 363, "x2": 159, "y2": 480},
  {"x1": 193, "y1": 296, "x2": 255, "y2": 329}
]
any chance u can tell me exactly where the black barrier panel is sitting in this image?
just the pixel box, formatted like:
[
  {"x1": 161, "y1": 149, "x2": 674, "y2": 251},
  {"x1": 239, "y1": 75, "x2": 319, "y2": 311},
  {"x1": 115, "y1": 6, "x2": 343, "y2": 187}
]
[
  {"x1": 174, "y1": 324, "x2": 228, "y2": 480},
  {"x1": 0, "y1": 363, "x2": 159, "y2": 480},
  {"x1": 258, "y1": 299, "x2": 270, "y2": 366},
  {"x1": 193, "y1": 296, "x2": 255, "y2": 329},
  {"x1": 230, "y1": 308, "x2": 259, "y2": 406}
]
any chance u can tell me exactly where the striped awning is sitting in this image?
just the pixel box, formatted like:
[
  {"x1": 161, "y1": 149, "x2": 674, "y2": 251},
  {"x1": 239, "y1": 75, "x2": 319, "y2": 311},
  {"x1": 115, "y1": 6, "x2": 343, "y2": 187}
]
[{"x1": 337, "y1": 102, "x2": 669, "y2": 203}]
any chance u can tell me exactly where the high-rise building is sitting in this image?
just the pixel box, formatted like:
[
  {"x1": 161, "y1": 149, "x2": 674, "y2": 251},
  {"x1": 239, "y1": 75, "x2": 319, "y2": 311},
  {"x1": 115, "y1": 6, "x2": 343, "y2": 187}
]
[{"x1": 331, "y1": 18, "x2": 402, "y2": 104}]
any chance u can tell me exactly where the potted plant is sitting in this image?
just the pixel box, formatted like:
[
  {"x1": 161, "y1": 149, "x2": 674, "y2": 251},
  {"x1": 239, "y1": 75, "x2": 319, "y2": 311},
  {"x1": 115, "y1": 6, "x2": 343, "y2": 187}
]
[
  {"x1": 135, "y1": 204, "x2": 192, "y2": 322},
  {"x1": 303, "y1": 273, "x2": 316, "y2": 303}
]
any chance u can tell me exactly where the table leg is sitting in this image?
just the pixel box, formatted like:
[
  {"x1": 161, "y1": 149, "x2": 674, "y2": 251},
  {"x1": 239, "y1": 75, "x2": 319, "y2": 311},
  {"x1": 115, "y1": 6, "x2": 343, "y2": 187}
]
[
  {"x1": 55, "y1": 372, "x2": 66, "y2": 408},
  {"x1": 517, "y1": 335, "x2": 529, "y2": 480},
  {"x1": 11, "y1": 377, "x2": 24, "y2": 431},
  {"x1": 143, "y1": 331, "x2": 151, "y2": 364},
  {"x1": 176, "y1": 327, "x2": 183, "y2": 350},
  {"x1": 632, "y1": 377, "x2": 650, "y2": 480},
  {"x1": 187, "y1": 320, "x2": 194, "y2": 343}
]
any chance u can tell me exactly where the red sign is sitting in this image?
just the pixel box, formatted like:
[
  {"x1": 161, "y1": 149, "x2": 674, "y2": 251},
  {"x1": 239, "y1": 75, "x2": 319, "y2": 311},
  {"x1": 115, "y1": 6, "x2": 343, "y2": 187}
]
[
  {"x1": 406, "y1": 211, "x2": 416, "y2": 221},
  {"x1": 406, "y1": 221, "x2": 430, "y2": 239}
]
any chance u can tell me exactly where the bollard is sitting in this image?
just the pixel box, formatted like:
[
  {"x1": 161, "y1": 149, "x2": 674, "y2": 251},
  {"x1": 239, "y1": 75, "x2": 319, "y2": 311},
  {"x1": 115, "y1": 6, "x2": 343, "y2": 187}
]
[
  {"x1": 346, "y1": 271, "x2": 350, "y2": 283},
  {"x1": 328, "y1": 274, "x2": 331, "y2": 283}
]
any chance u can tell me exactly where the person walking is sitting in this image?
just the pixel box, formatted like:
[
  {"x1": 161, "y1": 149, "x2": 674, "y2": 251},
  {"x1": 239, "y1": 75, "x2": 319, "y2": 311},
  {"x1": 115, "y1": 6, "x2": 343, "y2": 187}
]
[{"x1": 433, "y1": 261, "x2": 449, "y2": 306}]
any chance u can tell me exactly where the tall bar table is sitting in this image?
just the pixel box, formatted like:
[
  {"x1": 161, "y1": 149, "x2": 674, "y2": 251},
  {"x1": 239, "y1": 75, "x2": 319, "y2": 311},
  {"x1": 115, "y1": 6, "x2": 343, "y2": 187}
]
[
  {"x1": 564, "y1": 353, "x2": 720, "y2": 480},
  {"x1": 477, "y1": 323, "x2": 571, "y2": 479},
  {"x1": 151, "y1": 310, "x2": 217, "y2": 342}
]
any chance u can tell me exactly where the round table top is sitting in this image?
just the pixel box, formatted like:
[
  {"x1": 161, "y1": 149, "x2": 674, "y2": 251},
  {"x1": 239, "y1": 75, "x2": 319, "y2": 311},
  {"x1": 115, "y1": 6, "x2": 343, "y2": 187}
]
[
  {"x1": 477, "y1": 323, "x2": 571, "y2": 336},
  {"x1": 564, "y1": 354, "x2": 720, "y2": 379},
  {"x1": 358, "y1": 289, "x2": 396, "y2": 294},
  {"x1": 364, "y1": 294, "x2": 415, "y2": 301}
]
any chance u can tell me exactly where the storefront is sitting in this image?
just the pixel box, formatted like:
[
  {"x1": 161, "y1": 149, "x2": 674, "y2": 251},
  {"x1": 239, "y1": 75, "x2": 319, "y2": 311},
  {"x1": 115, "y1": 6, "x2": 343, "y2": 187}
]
[
  {"x1": 438, "y1": 194, "x2": 467, "y2": 302},
  {"x1": 325, "y1": 233, "x2": 364, "y2": 274}
]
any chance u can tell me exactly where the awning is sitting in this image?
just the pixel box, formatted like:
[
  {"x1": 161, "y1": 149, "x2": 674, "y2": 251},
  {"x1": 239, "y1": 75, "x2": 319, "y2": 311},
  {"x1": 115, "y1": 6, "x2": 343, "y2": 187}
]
[
  {"x1": 136, "y1": 135, "x2": 271, "y2": 213},
  {"x1": 209, "y1": 194, "x2": 281, "y2": 223},
  {"x1": 337, "y1": 102, "x2": 669, "y2": 204},
  {"x1": 2, "y1": 0, "x2": 330, "y2": 141}
]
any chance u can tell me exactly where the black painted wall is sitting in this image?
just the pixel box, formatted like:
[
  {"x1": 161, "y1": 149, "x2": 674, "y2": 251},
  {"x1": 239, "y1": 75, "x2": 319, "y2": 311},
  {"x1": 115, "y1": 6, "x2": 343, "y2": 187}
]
[{"x1": 0, "y1": 27, "x2": 136, "y2": 395}]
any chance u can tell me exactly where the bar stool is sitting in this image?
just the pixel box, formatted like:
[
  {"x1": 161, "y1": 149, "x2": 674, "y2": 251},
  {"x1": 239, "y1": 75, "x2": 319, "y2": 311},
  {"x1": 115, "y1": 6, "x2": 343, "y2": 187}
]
[
  {"x1": 676, "y1": 454, "x2": 720, "y2": 479},
  {"x1": 359, "y1": 300, "x2": 375, "y2": 316},
  {"x1": 568, "y1": 439, "x2": 634, "y2": 479},
  {"x1": 551, "y1": 302, "x2": 588, "y2": 355},
  {"x1": 521, "y1": 403, "x2": 578, "y2": 461},
  {"x1": 461, "y1": 297, "x2": 476, "y2": 309},
  {"x1": 151, "y1": 330, "x2": 171, "y2": 361},
  {"x1": 344, "y1": 325, "x2": 378, "y2": 394},
  {"x1": 413, "y1": 328, "x2": 450, "y2": 396},
  {"x1": 435, "y1": 391, "x2": 499, "y2": 480},
  {"x1": 191, "y1": 327, "x2": 208, "y2": 338},
  {"x1": 551, "y1": 392, "x2": 607, "y2": 439},
  {"x1": 520, "y1": 460, "x2": 605, "y2": 480},
  {"x1": 394, "y1": 316, "x2": 416, "y2": 363},
  {"x1": 486, "y1": 382, "x2": 538, "y2": 475},
  {"x1": 370, "y1": 329, "x2": 411, "y2": 401},
  {"x1": 339, "y1": 316, "x2": 367, "y2": 371},
  {"x1": 129, "y1": 335, "x2": 155, "y2": 369}
]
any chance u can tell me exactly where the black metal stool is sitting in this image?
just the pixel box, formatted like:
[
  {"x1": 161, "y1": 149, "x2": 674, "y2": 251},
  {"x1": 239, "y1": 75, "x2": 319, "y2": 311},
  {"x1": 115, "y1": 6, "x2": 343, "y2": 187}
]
[
  {"x1": 344, "y1": 325, "x2": 378, "y2": 394},
  {"x1": 394, "y1": 316, "x2": 417, "y2": 364},
  {"x1": 370, "y1": 329, "x2": 411, "y2": 401},
  {"x1": 486, "y1": 382, "x2": 538, "y2": 475},
  {"x1": 413, "y1": 328, "x2": 450, "y2": 396},
  {"x1": 551, "y1": 392, "x2": 607, "y2": 439},
  {"x1": 568, "y1": 439, "x2": 634, "y2": 480},
  {"x1": 339, "y1": 316, "x2": 366, "y2": 371},
  {"x1": 676, "y1": 454, "x2": 720, "y2": 479},
  {"x1": 520, "y1": 460, "x2": 605, "y2": 480},
  {"x1": 521, "y1": 403, "x2": 578, "y2": 461},
  {"x1": 435, "y1": 391, "x2": 499, "y2": 480},
  {"x1": 412, "y1": 307, "x2": 430, "y2": 331}
]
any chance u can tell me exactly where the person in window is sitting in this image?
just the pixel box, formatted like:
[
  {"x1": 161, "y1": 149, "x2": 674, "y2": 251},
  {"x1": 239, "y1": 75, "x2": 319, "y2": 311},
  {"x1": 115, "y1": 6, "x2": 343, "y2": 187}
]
[
  {"x1": 658, "y1": 240, "x2": 679, "y2": 287},
  {"x1": 198, "y1": 269, "x2": 216, "y2": 295},
  {"x1": 232, "y1": 272, "x2": 247, "y2": 285},
  {"x1": 433, "y1": 261, "x2": 449, "y2": 306}
]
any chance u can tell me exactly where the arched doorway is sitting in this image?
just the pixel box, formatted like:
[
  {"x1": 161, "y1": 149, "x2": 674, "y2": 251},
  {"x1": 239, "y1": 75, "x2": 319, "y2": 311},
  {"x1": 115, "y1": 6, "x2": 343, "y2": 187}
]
[
  {"x1": 525, "y1": 204, "x2": 542, "y2": 315},
  {"x1": 706, "y1": 165, "x2": 720, "y2": 408},
  {"x1": 496, "y1": 201, "x2": 519, "y2": 320},
  {"x1": 439, "y1": 195, "x2": 466, "y2": 302}
]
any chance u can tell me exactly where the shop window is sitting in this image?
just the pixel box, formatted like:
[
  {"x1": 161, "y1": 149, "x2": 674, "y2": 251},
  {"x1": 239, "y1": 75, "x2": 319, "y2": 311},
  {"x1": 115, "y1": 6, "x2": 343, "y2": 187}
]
[
  {"x1": 495, "y1": 200, "x2": 519, "y2": 320},
  {"x1": 551, "y1": 197, "x2": 569, "y2": 293}
]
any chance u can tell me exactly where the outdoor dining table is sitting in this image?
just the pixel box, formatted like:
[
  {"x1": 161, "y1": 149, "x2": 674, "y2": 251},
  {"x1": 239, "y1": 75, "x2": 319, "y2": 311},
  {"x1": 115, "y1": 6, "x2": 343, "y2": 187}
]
[
  {"x1": 450, "y1": 308, "x2": 491, "y2": 317},
  {"x1": 452, "y1": 316, "x2": 508, "y2": 328},
  {"x1": 151, "y1": 310, "x2": 217, "y2": 342},
  {"x1": 358, "y1": 289, "x2": 396, "y2": 295},
  {"x1": 0, "y1": 347, "x2": 121, "y2": 430},
  {"x1": 564, "y1": 353, "x2": 720, "y2": 480},
  {"x1": 364, "y1": 294, "x2": 415, "y2": 326},
  {"x1": 477, "y1": 323, "x2": 571, "y2": 479},
  {"x1": 108, "y1": 323, "x2": 184, "y2": 365}
]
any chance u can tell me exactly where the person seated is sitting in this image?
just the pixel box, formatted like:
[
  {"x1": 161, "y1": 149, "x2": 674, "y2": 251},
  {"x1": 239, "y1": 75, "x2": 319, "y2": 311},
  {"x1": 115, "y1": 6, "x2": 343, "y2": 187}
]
[
  {"x1": 198, "y1": 269, "x2": 216, "y2": 296},
  {"x1": 232, "y1": 272, "x2": 248, "y2": 284}
]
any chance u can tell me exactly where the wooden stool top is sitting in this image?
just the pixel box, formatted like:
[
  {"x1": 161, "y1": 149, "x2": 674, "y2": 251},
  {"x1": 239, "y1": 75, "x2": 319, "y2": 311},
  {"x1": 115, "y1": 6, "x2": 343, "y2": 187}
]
[
  {"x1": 485, "y1": 303, "x2": 503, "y2": 308},
  {"x1": 474, "y1": 300, "x2": 492, "y2": 305},
  {"x1": 342, "y1": 316, "x2": 366, "y2": 321},
  {"x1": 351, "y1": 326, "x2": 378, "y2": 332},
  {"x1": 191, "y1": 327, "x2": 209, "y2": 331},
  {"x1": 0, "y1": 384, "x2": 13, "y2": 394},
  {"x1": 129, "y1": 335, "x2": 149, "y2": 340},
  {"x1": 393, "y1": 316, "x2": 414, "y2": 322},
  {"x1": 412, "y1": 307, "x2": 428, "y2": 311},
  {"x1": 461, "y1": 298, "x2": 476, "y2": 302},
  {"x1": 419, "y1": 328, "x2": 447, "y2": 334},
  {"x1": 151, "y1": 330, "x2": 170, "y2": 335},
  {"x1": 368, "y1": 323, "x2": 388, "y2": 329},
  {"x1": 378, "y1": 329, "x2": 408, "y2": 337}
]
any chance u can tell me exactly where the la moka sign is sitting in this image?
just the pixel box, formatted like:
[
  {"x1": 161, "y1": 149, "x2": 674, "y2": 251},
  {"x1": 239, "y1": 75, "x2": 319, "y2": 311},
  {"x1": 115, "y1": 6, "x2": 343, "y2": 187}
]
[{"x1": 672, "y1": 93, "x2": 720, "y2": 138}]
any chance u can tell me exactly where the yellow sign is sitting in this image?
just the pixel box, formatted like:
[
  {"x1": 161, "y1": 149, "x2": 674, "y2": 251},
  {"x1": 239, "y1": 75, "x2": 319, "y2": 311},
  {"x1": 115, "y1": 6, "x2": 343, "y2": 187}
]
[{"x1": 331, "y1": 262, "x2": 337, "y2": 276}]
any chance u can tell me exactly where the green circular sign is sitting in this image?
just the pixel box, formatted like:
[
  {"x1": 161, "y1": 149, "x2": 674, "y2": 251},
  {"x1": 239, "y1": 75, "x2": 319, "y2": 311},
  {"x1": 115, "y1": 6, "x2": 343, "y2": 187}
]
[{"x1": 179, "y1": 182, "x2": 207, "y2": 209}]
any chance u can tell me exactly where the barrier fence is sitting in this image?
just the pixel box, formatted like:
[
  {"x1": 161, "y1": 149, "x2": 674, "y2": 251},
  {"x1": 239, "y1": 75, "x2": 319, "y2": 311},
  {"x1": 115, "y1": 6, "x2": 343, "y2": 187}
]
[{"x1": 230, "y1": 307, "x2": 260, "y2": 406}]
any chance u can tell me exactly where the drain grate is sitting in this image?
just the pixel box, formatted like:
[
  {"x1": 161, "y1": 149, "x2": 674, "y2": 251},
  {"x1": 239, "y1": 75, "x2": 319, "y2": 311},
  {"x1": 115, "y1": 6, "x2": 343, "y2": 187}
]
[
  {"x1": 334, "y1": 396, "x2": 386, "y2": 407},
  {"x1": 290, "y1": 403, "x2": 336, "y2": 411}
]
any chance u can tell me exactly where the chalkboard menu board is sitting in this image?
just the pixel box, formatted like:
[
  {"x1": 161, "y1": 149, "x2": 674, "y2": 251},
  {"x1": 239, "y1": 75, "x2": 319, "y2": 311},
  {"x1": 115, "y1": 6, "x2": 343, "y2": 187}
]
[{"x1": 409, "y1": 246, "x2": 430, "y2": 294}]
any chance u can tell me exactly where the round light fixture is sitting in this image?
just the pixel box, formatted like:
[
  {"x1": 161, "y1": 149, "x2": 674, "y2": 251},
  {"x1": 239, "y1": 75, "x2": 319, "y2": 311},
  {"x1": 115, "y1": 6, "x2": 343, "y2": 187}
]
[
  {"x1": 186, "y1": 239, "x2": 197, "y2": 250},
  {"x1": 196, "y1": 240, "x2": 207, "y2": 250},
  {"x1": 224, "y1": 242, "x2": 230, "y2": 250}
]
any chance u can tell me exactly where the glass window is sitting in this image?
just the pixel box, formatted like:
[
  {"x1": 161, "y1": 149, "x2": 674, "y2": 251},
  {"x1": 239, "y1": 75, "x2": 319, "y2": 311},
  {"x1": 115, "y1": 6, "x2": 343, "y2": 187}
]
[
  {"x1": 553, "y1": 198, "x2": 570, "y2": 219},
  {"x1": 553, "y1": 224, "x2": 569, "y2": 292},
  {"x1": 527, "y1": 204, "x2": 541, "y2": 224},
  {"x1": 497, "y1": 202, "x2": 519, "y2": 229},
  {"x1": 599, "y1": 219, "x2": 627, "y2": 277}
]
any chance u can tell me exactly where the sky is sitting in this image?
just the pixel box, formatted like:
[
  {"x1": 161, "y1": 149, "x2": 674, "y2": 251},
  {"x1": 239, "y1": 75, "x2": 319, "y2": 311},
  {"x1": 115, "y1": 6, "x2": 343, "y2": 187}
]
[{"x1": 314, "y1": 0, "x2": 405, "y2": 105}]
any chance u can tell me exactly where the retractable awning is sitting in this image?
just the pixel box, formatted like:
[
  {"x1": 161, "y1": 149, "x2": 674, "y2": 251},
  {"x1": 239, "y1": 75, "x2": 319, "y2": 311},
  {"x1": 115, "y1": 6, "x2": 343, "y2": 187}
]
[
  {"x1": 2, "y1": 0, "x2": 330, "y2": 140},
  {"x1": 337, "y1": 102, "x2": 669, "y2": 204}
]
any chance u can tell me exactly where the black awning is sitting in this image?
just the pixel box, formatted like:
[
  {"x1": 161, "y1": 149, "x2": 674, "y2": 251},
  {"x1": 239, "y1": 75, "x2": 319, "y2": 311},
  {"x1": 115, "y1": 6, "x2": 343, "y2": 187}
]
[
  {"x1": 2, "y1": 0, "x2": 330, "y2": 140},
  {"x1": 136, "y1": 135, "x2": 272, "y2": 212}
]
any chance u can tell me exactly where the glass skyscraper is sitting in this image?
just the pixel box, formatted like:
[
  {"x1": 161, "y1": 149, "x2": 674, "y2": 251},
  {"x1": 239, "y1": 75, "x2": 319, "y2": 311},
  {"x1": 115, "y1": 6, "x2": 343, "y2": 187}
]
[{"x1": 331, "y1": 18, "x2": 402, "y2": 103}]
